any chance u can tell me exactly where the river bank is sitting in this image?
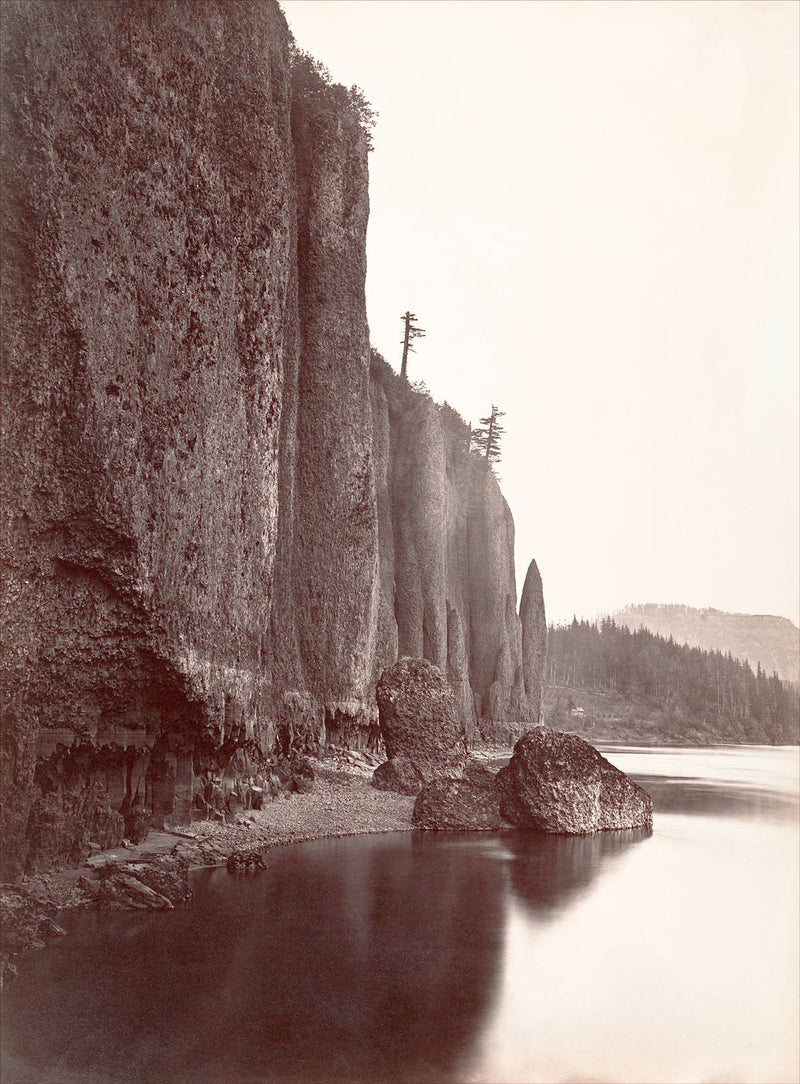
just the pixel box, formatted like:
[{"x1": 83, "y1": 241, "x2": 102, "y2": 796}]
[
  {"x1": 0, "y1": 747, "x2": 512, "y2": 986},
  {"x1": 4, "y1": 745, "x2": 797, "y2": 1084},
  {"x1": 0, "y1": 754, "x2": 401, "y2": 983}
]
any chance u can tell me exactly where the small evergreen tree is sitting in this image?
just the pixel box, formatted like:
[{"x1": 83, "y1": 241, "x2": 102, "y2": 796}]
[{"x1": 471, "y1": 404, "x2": 506, "y2": 465}]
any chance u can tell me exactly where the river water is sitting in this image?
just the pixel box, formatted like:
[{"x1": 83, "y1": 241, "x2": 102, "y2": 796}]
[{"x1": 2, "y1": 745, "x2": 798, "y2": 1084}]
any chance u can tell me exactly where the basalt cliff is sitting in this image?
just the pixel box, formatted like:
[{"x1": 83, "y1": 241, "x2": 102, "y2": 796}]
[{"x1": 0, "y1": 0, "x2": 545, "y2": 878}]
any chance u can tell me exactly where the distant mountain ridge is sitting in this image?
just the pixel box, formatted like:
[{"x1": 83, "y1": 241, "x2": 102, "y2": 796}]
[{"x1": 607, "y1": 604, "x2": 799, "y2": 685}]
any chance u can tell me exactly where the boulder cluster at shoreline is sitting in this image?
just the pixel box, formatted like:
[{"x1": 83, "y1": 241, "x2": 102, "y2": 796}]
[
  {"x1": 1, "y1": 708, "x2": 654, "y2": 988},
  {"x1": 1, "y1": 662, "x2": 655, "y2": 988},
  {"x1": 372, "y1": 659, "x2": 654, "y2": 835}
]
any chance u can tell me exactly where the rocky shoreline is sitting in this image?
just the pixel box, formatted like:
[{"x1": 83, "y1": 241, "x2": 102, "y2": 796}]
[
  {"x1": 2, "y1": 749, "x2": 509, "y2": 987},
  {"x1": 1, "y1": 725, "x2": 653, "y2": 988}
]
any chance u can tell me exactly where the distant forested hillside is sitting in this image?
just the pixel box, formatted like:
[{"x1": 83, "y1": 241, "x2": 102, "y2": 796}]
[
  {"x1": 609, "y1": 604, "x2": 799, "y2": 685},
  {"x1": 545, "y1": 619, "x2": 799, "y2": 745}
]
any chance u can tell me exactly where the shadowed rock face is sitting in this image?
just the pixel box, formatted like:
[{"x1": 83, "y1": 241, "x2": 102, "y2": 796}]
[
  {"x1": 371, "y1": 757, "x2": 425, "y2": 796},
  {"x1": 412, "y1": 778, "x2": 507, "y2": 831},
  {"x1": 376, "y1": 658, "x2": 467, "y2": 782},
  {"x1": 0, "y1": 0, "x2": 545, "y2": 877},
  {"x1": 285, "y1": 65, "x2": 377, "y2": 746},
  {"x1": 1, "y1": 0, "x2": 299, "y2": 877},
  {"x1": 497, "y1": 728, "x2": 654, "y2": 833}
]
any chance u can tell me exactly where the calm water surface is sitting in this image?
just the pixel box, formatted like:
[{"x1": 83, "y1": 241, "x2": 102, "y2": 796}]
[{"x1": 2, "y1": 745, "x2": 798, "y2": 1084}]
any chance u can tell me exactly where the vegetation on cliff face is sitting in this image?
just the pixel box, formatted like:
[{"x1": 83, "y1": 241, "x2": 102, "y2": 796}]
[
  {"x1": 545, "y1": 619, "x2": 799, "y2": 745},
  {"x1": 0, "y1": 1, "x2": 545, "y2": 878},
  {"x1": 471, "y1": 405, "x2": 506, "y2": 467},
  {"x1": 289, "y1": 46, "x2": 377, "y2": 150}
]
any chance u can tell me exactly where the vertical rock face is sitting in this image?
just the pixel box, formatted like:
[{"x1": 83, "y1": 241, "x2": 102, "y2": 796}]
[
  {"x1": 370, "y1": 359, "x2": 537, "y2": 745},
  {"x1": 466, "y1": 470, "x2": 527, "y2": 727},
  {"x1": 446, "y1": 604, "x2": 475, "y2": 742},
  {"x1": 369, "y1": 380, "x2": 399, "y2": 689},
  {"x1": 520, "y1": 560, "x2": 548, "y2": 724},
  {"x1": 0, "y1": 0, "x2": 545, "y2": 878},
  {"x1": 1, "y1": 0, "x2": 298, "y2": 877},
  {"x1": 391, "y1": 397, "x2": 447, "y2": 671},
  {"x1": 279, "y1": 59, "x2": 379, "y2": 749}
]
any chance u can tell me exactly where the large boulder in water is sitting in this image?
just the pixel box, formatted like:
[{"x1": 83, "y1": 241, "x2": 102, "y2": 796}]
[
  {"x1": 371, "y1": 757, "x2": 425, "y2": 796},
  {"x1": 496, "y1": 727, "x2": 653, "y2": 833},
  {"x1": 376, "y1": 658, "x2": 467, "y2": 782},
  {"x1": 412, "y1": 778, "x2": 507, "y2": 831}
]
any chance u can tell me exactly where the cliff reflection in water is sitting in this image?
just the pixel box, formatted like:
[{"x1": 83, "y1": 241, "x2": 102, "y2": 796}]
[
  {"x1": 2, "y1": 827, "x2": 660, "y2": 1084},
  {"x1": 3, "y1": 833, "x2": 508, "y2": 1084},
  {"x1": 5, "y1": 747, "x2": 796, "y2": 1084}
]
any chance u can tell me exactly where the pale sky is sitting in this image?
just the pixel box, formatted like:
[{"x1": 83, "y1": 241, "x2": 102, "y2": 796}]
[{"x1": 281, "y1": 0, "x2": 800, "y2": 627}]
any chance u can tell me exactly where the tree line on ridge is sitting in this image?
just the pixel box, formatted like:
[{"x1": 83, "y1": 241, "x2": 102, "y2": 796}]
[{"x1": 546, "y1": 618, "x2": 799, "y2": 745}]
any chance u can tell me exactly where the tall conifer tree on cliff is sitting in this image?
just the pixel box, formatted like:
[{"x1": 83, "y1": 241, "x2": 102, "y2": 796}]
[{"x1": 400, "y1": 311, "x2": 425, "y2": 378}]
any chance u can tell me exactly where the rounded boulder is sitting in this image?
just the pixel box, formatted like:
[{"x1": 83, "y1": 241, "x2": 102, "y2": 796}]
[
  {"x1": 495, "y1": 726, "x2": 653, "y2": 833},
  {"x1": 376, "y1": 657, "x2": 467, "y2": 782}
]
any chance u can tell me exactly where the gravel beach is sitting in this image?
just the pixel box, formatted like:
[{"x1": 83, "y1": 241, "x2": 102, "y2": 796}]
[
  {"x1": 188, "y1": 756, "x2": 417, "y2": 854},
  {"x1": 0, "y1": 747, "x2": 511, "y2": 985}
]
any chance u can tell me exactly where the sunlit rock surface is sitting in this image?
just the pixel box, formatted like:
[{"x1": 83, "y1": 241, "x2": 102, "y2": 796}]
[{"x1": 496, "y1": 728, "x2": 654, "y2": 833}]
